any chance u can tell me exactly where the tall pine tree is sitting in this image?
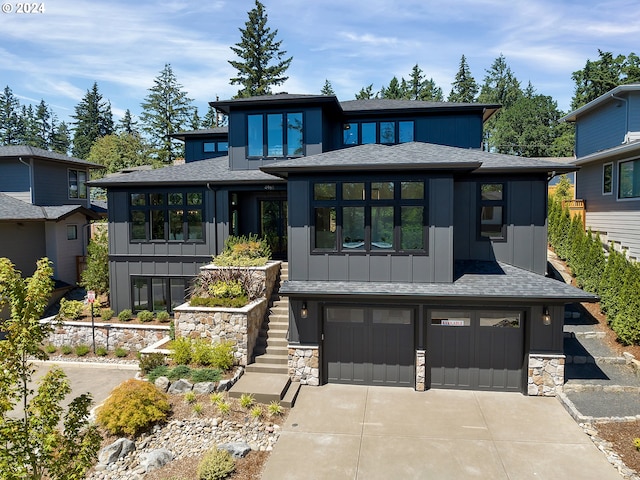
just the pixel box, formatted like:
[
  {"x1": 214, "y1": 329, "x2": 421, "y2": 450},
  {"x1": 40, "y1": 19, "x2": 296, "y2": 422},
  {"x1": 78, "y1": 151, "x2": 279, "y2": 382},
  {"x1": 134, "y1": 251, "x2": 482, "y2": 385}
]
[
  {"x1": 0, "y1": 86, "x2": 21, "y2": 145},
  {"x1": 140, "y1": 64, "x2": 194, "y2": 164},
  {"x1": 321, "y1": 79, "x2": 335, "y2": 95},
  {"x1": 229, "y1": 0, "x2": 292, "y2": 98},
  {"x1": 51, "y1": 121, "x2": 71, "y2": 155},
  {"x1": 203, "y1": 104, "x2": 227, "y2": 128},
  {"x1": 448, "y1": 55, "x2": 478, "y2": 103},
  {"x1": 71, "y1": 82, "x2": 114, "y2": 159},
  {"x1": 117, "y1": 109, "x2": 138, "y2": 135}
]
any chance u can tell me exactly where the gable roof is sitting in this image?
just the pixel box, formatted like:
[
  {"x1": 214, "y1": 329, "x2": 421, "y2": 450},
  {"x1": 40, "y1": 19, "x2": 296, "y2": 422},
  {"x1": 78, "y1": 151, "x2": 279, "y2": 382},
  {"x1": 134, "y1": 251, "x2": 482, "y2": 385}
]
[
  {"x1": 89, "y1": 156, "x2": 282, "y2": 187},
  {"x1": 261, "y1": 142, "x2": 578, "y2": 178},
  {"x1": 0, "y1": 145, "x2": 102, "y2": 168},
  {"x1": 561, "y1": 83, "x2": 640, "y2": 122},
  {"x1": 0, "y1": 193, "x2": 100, "y2": 221}
]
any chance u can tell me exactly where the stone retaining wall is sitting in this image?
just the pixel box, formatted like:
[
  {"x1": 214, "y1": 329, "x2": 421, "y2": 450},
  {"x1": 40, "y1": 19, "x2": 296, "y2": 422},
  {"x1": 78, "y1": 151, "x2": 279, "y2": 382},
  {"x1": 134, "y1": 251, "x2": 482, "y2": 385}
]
[
  {"x1": 41, "y1": 317, "x2": 169, "y2": 353},
  {"x1": 288, "y1": 346, "x2": 319, "y2": 386},
  {"x1": 528, "y1": 353, "x2": 565, "y2": 396},
  {"x1": 416, "y1": 350, "x2": 426, "y2": 391}
]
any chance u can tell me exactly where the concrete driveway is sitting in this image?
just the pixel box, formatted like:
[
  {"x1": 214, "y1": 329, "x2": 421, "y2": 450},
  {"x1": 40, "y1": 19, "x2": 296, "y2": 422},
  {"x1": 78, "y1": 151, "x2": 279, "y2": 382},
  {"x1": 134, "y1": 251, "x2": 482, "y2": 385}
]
[{"x1": 262, "y1": 385, "x2": 621, "y2": 480}]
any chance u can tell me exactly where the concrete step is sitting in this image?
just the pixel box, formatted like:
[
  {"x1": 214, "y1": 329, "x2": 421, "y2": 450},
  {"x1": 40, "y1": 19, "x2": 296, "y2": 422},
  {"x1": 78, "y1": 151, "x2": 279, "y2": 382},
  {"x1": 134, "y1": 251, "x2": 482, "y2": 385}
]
[
  {"x1": 267, "y1": 314, "x2": 288, "y2": 323},
  {"x1": 269, "y1": 306, "x2": 289, "y2": 314},
  {"x1": 245, "y1": 362, "x2": 288, "y2": 375},
  {"x1": 281, "y1": 381, "x2": 300, "y2": 408},
  {"x1": 255, "y1": 353, "x2": 289, "y2": 365},
  {"x1": 253, "y1": 345, "x2": 288, "y2": 357},
  {"x1": 255, "y1": 336, "x2": 288, "y2": 348},
  {"x1": 229, "y1": 372, "x2": 290, "y2": 404}
]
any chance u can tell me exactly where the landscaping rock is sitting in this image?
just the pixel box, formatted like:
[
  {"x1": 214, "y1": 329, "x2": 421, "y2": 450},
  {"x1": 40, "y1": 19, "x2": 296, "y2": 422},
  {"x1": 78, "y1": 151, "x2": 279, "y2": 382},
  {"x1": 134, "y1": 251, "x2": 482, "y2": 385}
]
[
  {"x1": 167, "y1": 379, "x2": 193, "y2": 394},
  {"x1": 193, "y1": 381, "x2": 216, "y2": 394},
  {"x1": 218, "y1": 441, "x2": 251, "y2": 458},
  {"x1": 98, "y1": 438, "x2": 136, "y2": 465},
  {"x1": 217, "y1": 379, "x2": 231, "y2": 391},
  {"x1": 154, "y1": 376, "x2": 170, "y2": 392},
  {"x1": 139, "y1": 448, "x2": 173, "y2": 472}
]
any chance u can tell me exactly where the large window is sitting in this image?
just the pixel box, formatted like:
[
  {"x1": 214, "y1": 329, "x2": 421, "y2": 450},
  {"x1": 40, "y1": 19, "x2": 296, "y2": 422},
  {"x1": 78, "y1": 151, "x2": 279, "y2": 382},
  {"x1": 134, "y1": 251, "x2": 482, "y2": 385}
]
[
  {"x1": 129, "y1": 191, "x2": 204, "y2": 242},
  {"x1": 619, "y1": 159, "x2": 640, "y2": 199},
  {"x1": 68, "y1": 169, "x2": 87, "y2": 199},
  {"x1": 603, "y1": 163, "x2": 613, "y2": 195},
  {"x1": 132, "y1": 276, "x2": 189, "y2": 313},
  {"x1": 342, "y1": 121, "x2": 414, "y2": 146},
  {"x1": 248, "y1": 112, "x2": 304, "y2": 158},
  {"x1": 312, "y1": 179, "x2": 427, "y2": 253},
  {"x1": 479, "y1": 183, "x2": 506, "y2": 240},
  {"x1": 203, "y1": 141, "x2": 228, "y2": 154}
]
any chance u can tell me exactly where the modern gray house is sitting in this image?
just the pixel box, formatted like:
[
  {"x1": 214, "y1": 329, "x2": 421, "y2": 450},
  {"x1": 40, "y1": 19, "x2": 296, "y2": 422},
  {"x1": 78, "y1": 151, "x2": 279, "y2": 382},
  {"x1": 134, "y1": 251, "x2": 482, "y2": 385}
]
[
  {"x1": 93, "y1": 94, "x2": 595, "y2": 394},
  {"x1": 562, "y1": 83, "x2": 640, "y2": 261},
  {"x1": 0, "y1": 146, "x2": 102, "y2": 285}
]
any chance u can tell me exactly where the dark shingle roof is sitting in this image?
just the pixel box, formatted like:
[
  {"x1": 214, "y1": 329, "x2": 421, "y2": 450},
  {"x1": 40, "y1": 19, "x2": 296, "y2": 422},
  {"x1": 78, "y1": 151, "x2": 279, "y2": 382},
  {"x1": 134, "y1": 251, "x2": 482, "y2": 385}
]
[
  {"x1": 0, "y1": 193, "x2": 99, "y2": 221},
  {"x1": 261, "y1": 142, "x2": 578, "y2": 178},
  {"x1": 279, "y1": 261, "x2": 597, "y2": 303},
  {"x1": 0, "y1": 146, "x2": 101, "y2": 168},
  {"x1": 340, "y1": 99, "x2": 500, "y2": 116},
  {"x1": 90, "y1": 156, "x2": 282, "y2": 187},
  {"x1": 212, "y1": 94, "x2": 338, "y2": 113},
  {"x1": 171, "y1": 127, "x2": 229, "y2": 141}
]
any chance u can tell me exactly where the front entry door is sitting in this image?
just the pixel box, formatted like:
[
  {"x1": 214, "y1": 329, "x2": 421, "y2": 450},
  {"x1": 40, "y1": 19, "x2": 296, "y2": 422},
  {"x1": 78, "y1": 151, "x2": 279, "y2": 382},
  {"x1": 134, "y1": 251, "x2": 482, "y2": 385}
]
[{"x1": 260, "y1": 199, "x2": 287, "y2": 259}]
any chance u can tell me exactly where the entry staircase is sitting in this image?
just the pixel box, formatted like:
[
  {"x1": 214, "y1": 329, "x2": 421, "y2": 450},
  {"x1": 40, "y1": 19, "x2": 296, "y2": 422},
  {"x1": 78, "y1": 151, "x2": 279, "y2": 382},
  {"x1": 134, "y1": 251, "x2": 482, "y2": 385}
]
[{"x1": 229, "y1": 262, "x2": 301, "y2": 407}]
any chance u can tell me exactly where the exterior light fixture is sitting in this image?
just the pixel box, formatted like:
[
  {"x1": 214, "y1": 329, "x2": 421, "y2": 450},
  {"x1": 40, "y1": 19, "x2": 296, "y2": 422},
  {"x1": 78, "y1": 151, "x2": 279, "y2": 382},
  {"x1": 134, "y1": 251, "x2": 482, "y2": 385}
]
[
  {"x1": 301, "y1": 302, "x2": 308, "y2": 319},
  {"x1": 542, "y1": 307, "x2": 551, "y2": 326}
]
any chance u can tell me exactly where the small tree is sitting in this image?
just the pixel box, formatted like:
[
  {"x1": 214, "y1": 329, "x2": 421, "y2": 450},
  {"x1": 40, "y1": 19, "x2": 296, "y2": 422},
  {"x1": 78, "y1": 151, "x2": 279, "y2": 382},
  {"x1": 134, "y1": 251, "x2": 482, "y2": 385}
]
[
  {"x1": 80, "y1": 227, "x2": 109, "y2": 298},
  {"x1": 0, "y1": 257, "x2": 101, "y2": 479}
]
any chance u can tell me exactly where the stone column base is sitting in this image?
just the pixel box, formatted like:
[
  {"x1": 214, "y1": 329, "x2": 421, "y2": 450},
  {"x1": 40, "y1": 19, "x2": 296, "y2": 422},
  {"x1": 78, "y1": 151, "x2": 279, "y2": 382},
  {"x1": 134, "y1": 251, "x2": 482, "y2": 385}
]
[
  {"x1": 528, "y1": 353, "x2": 565, "y2": 396},
  {"x1": 416, "y1": 350, "x2": 426, "y2": 391},
  {"x1": 288, "y1": 345, "x2": 319, "y2": 386}
]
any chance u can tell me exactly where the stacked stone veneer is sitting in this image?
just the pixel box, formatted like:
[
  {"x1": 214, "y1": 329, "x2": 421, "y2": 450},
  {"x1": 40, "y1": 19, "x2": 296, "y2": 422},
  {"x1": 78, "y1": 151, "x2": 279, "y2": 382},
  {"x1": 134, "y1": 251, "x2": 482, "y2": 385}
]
[
  {"x1": 288, "y1": 346, "x2": 319, "y2": 386},
  {"x1": 416, "y1": 350, "x2": 426, "y2": 391},
  {"x1": 41, "y1": 318, "x2": 169, "y2": 352},
  {"x1": 173, "y1": 261, "x2": 281, "y2": 366},
  {"x1": 528, "y1": 353, "x2": 565, "y2": 396}
]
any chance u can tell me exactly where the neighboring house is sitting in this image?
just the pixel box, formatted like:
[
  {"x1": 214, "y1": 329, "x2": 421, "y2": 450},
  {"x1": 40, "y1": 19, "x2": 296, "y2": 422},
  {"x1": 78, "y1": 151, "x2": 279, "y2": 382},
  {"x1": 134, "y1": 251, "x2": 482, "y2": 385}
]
[
  {"x1": 0, "y1": 146, "x2": 102, "y2": 285},
  {"x1": 93, "y1": 94, "x2": 595, "y2": 394},
  {"x1": 562, "y1": 83, "x2": 640, "y2": 260},
  {"x1": 171, "y1": 127, "x2": 229, "y2": 163}
]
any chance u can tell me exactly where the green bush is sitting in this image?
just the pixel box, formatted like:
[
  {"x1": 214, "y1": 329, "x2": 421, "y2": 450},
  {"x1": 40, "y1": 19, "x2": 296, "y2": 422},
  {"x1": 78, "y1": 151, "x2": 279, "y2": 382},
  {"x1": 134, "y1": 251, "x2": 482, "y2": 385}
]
[
  {"x1": 171, "y1": 337, "x2": 193, "y2": 365},
  {"x1": 167, "y1": 364, "x2": 192, "y2": 381},
  {"x1": 184, "y1": 391, "x2": 196, "y2": 404},
  {"x1": 208, "y1": 280, "x2": 245, "y2": 298},
  {"x1": 96, "y1": 379, "x2": 170, "y2": 437},
  {"x1": 156, "y1": 310, "x2": 171, "y2": 323},
  {"x1": 634, "y1": 437, "x2": 640, "y2": 451},
  {"x1": 137, "y1": 310, "x2": 154, "y2": 322},
  {"x1": 96, "y1": 346, "x2": 108, "y2": 356},
  {"x1": 148, "y1": 365, "x2": 170, "y2": 383},
  {"x1": 192, "y1": 339, "x2": 216, "y2": 366},
  {"x1": 115, "y1": 347, "x2": 129, "y2": 358},
  {"x1": 197, "y1": 448, "x2": 236, "y2": 480},
  {"x1": 58, "y1": 298, "x2": 85, "y2": 320},
  {"x1": 212, "y1": 234, "x2": 271, "y2": 267},
  {"x1": 169, "y1": 320, "x2": 176, "y2": 340},
  {"x1": 100, "y1": 308, "x2": 114, "y2": 321},
  {"x1": 268, "y1": 401, "x2": 284, "y2": 417},
  {"x1": 189, "y1": 296, "x2": 248, "y2": 308},
  {"x1": 211, "y1": 341, "x2": 234, "y2": 371},
  {"x1": 239, "y1": 393, "x2": 254, "y2": 409},
  {"x1": 139, "y1": 352, "x2": 167, "y2": 375},
  {"x1": 75, "y1": 344, "x2": 90, "y2": 356},
  {"x1": 118, "y1": 309, "x2": 133, "y2": 322},
  {"x1": 190, "y1": 368, "x2": 222, "y2": 383},
  {"x1": 44, "y1": 344, "x2": 57, "y2": 354},
  {"x1": 61, "y1": 345, "x2": 73, "y2": 355}
]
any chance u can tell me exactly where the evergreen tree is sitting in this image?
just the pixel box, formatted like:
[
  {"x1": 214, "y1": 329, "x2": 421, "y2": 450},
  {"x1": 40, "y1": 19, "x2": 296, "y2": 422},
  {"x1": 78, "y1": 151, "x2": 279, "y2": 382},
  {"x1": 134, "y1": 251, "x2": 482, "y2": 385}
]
[
  {"x1": 203, "y1": 104, "x2": 227, "y2": 128},
  {"x1": 0, "y1": 86, "x2": 22, "y2": 145},
  {"x1": 190, "y1": 107, "x2": 201, "y2": 130},
  {"x1": 51, "y1": 121, "x2": 72, "y2": 155},
  {"x1": 380, "y1": 76, "x2": 405, "y2": 99},
  {"x1": 478, "y1": 54, "x2": 522, "y2": 109},
  {"x1": 71, "y1": 82, "x2": 114, "y2": 159},
  {"x1": 404, "y1": 64, "x2": 443, "y2": 101},
  {"x1": 229, "y1": 0, "x2": 293, "y2": 98},
  {"x1": 321, "y1": 79, "x2": 335, "y2": 95},
  {"x1": 140, "y1": 63, "x2": 194, "y2": 164},
  {"x1": 18, "y1": 104, "x2": 39, "y2": 147},
  {"x1": 34, "y1": 100, "x2": 53, "y2": 149},
  {"x1": 448, "y1": 55, "x2": 478, "y2": 103},
  {"x1": 355, "y1": 84, "x2": 377, "y2": 100},
  {"x1": 117, "y1": 109, "x2": 138, "y2": 135}
]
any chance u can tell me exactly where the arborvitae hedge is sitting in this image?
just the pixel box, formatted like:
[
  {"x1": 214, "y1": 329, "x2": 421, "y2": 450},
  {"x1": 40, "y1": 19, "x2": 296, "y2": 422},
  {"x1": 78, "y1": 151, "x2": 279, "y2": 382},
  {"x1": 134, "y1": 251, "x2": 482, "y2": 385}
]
[{"x1": 548, "y1": 195, "x2": 640, "y2": 345}]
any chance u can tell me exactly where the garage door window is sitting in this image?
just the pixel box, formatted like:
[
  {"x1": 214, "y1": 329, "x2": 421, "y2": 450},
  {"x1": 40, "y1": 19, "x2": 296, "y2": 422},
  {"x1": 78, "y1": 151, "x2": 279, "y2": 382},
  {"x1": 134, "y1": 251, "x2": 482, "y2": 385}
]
[
  {"x1": 431, "y1": 311, "x2": 471, "y2": 326},
  {"x1": 479, "y1": 312, "x2": 521, "y2": 328},
  {"x1": 373, "y1": 309, "x2": 412, "y2": 324},
  {"x1": 326, "y1": 307, "x2": 364, "y2": 323}
]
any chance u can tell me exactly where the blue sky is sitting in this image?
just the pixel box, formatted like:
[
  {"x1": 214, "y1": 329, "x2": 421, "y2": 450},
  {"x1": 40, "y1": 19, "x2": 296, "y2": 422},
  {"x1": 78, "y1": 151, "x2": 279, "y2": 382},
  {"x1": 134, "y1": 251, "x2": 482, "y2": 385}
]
[{"x1": 0, "y1": 0, "x2": 638, "y2": 125}]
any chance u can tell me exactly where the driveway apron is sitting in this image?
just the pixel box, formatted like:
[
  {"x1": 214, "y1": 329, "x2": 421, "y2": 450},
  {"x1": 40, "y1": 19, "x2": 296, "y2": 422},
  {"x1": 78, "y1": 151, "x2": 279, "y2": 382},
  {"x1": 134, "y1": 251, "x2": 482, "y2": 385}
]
[{"x1": 262, "y1": 384, "x2": 621, "y2": 480}]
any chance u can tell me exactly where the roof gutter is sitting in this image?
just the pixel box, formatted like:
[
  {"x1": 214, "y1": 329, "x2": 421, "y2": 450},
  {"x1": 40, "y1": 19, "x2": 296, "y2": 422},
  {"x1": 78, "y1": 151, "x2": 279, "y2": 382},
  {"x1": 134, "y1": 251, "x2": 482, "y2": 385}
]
[{"x1": 18, "y1": 156, "x2": 34, "y2": 203}]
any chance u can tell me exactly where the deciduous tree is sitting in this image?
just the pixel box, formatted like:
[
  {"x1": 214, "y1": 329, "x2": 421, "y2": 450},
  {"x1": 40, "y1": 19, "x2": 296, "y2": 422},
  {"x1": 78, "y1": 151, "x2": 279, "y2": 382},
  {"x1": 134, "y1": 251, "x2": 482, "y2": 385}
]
[{"x1": 87, "y1": 132, "x2": 153, "y2": 177}]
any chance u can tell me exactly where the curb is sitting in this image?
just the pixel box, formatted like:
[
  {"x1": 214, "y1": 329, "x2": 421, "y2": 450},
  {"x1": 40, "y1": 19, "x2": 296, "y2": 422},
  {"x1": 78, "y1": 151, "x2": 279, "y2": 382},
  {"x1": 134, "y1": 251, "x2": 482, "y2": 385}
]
[{"x1": 34, "y1": 359, "x2": 140, "y2": 370}]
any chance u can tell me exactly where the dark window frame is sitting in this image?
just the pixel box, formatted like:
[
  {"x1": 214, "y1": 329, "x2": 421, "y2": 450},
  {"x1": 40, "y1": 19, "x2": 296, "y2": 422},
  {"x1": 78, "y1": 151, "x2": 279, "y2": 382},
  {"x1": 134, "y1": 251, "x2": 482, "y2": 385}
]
[
  {"x1": 66, "y1": 224, "x2": 78, "y2": 240},
  {"x1": 128, "y1": 190, "x2": 205, "y2": 243},
  {"x1": 478, "y1": 182, "x2": 507, "y2": 242},
  {"x1": 618, "y1": 158, "x2": 640, "y2": 200},
  {"x1": 342, "y1": 120, "x2": 415, "y2": 146},
  {"x1": 603, "y1": 162, "x2": 613, "y2": 195},
  {"x1": 130, "y1": 276, "x2": 189, "y2": 313},
  {"x1": 68, "y1": 168, "x2": 88, "y2": 199},
  {"x1": 311, "y1": 178, "x2": 428, "y2": 255},
  {"x1": 247, "y1": 111, "x2": 305, "y2": 159}
]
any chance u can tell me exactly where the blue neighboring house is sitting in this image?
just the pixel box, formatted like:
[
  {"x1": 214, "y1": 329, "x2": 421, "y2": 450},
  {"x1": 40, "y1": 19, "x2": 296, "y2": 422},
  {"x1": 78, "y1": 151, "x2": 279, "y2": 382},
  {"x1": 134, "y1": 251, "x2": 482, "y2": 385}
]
[{"x1": 93, "y1": 94, "x2": 594, "y2": 395}]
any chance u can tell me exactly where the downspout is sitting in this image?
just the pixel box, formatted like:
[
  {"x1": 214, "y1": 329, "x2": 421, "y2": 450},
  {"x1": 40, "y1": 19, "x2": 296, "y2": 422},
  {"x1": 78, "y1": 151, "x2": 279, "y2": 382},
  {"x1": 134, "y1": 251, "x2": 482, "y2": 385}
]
[
  {"x1": 611, "y1": 93, "x2": 629, "y2": 140},
  {"x1": 17, "y1": 157, "x2": 34, "y2": 203},
  {"x1": 206, "y1": 183, "x2": 219, "y2": 255}
]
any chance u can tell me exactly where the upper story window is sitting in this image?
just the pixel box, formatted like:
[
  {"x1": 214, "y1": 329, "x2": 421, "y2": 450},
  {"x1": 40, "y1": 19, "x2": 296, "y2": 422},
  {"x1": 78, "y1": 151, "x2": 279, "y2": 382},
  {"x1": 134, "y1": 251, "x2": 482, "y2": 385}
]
[
  {"x1": 312, "y1": 179, "x2": 427, "y2": 254},
  {"x1": 248, "y1": 112, "x2": 304, "y2": 158},
  {"x1": 479, "y1": 183, "x2": 506, "y2": 240},
  {"x1": 618, "y1": 159, "x2": 640, "y2": 199},
  {"x1": 129, "y1": 191, "x2": 204, "y2": 243},
  {"x1": 203, "y1": 141, "x2": 229, "y2": 154},
  {"x1": 343, "y1": 120, "x2": 414, "y2": 146},
  {"x1": 603, "y1": 163, "x2": 613, "y2": 195},
  {"x1": 68, "y1": 169, "x2": 87, "y2": 199}
]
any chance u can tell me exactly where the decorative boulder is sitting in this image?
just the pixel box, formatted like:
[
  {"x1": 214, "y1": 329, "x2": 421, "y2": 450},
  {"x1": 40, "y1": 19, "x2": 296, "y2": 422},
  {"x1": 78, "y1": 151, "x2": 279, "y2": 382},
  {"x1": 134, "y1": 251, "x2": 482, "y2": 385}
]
[
  {"x1": 167, "y1": 379, "x2": 193, "y2": 394},
  {"x1": 193, "y1": 382, "x2": 216, "y2": 394},
  {"x1": 98, "y1": 437, "x2": 136, "y2": 465},
  {"x1": 140, "y1": 448, "x2": 174, "y2": 472},
  {"x1": 217, "y1": 441, "x2": 251, "y2": 458},
  {"x1": 154, "y1": 376, "x2": 170, "y2": 392}
]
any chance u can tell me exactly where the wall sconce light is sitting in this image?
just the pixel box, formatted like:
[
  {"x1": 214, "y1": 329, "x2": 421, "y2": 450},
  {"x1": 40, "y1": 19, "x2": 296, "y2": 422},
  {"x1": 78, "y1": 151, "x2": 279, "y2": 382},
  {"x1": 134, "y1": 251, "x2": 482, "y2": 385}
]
[
  {"x1": 301, "y1": 302, "x2": 308, "y2": 319},
  {"x1": 542, "y1": 307, "x2": 551, "y2": 326}
]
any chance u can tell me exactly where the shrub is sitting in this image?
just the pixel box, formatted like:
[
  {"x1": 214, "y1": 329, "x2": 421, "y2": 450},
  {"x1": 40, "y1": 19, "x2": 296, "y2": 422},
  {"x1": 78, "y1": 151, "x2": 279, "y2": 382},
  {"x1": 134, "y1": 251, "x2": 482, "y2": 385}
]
[
  {"x1": 212, "y1": 234, "x2": 271, "y2": 267},
  {"x1": 169, "y1": 320, "x2": 176, "y2": 340},
  {"x1": 115, "y1": 347, "x2": 129, "y2": 358},
  {"x1": 250, "y1": 405, "x2": 262, "y2": 419},
  {"x1": 211, "y1": 341, "x2": 234, "y2": 371},
  {"x1": 197, "y1": 448, "x2": 236, "y2": 480},
  {"x1": 137, "y1": 310, "x2": 154, "y2": 323},
  {"x1": 189, "y1": 266, "x2": 265, "y2": 303},
  {"x1": 217, "y1": 400, "x2": 231, "y2": 415},
  {"x1": 96, "y1": 345, "x2": 108, "y2": 356},
  {"x1": 75, "y1": 344, "x2": 90, "y2": 356},
  {"x1": 96, "y1": 379, "x2": 170, "y2": 437},
  {"x1": 44, "y1": 344, "x2": 57, "y2": 354},
  {"x1": 189, "y1": 296, "x2": 248, "y2": 308},
  {"x1": 139, "y1": 352, "x2": 167, "y2": 375},
  {"x1": 157, "y1": 310, "x2": 171, "y2": 323},
  {"x1": 208, "y1": 280, "x2": 245, "y2": 298},
  {"x1": 171, "y1": 337, "x2": 193, "y2": 365},
  {"x1": 100, "y1": 308, "x2": 114, "y2": 321},
  {"x1": 634, "y1": 438, "x2": 640, "y2": 451},
  {"x1": 190, "y1": 368, "x2": 222, "y2": 383},
  {"x1": 268, "y1": 401, "x2": 284, "y2": 417},
  {"x1": 192, "y1": 339, "x2": 216, "y2": 366},
  {"x1": 184, "y1": 391, "x2": 197, "y2": 404},
  {"x1": 239, "y1": 393, "x2": 254, "y2": 409},
  {"x1": 210, "y1": 392, "x2": 224, "y2": 405},
  {"x1": 118, "y1": 309, "x2": 133, "y2": 322},
  {"x1": 58, "y1": 298, "x2": 85, "y2": 320},
  {"x1": 61, "y1": 345, "x2": 73, "y2": 355},
  {"x1": 148, "y1": 365, "x2": 170, "y2": 384},
  {"x1": 168, "y1": 364, "x2": 192, "y2": 381},
  {"x1": 193, "y1": 403, "x2": 204, "y2": 416}
]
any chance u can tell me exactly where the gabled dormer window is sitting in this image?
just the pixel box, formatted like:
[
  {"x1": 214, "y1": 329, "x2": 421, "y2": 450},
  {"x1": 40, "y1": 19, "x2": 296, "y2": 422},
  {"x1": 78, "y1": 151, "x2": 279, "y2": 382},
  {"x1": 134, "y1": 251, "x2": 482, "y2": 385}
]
[{"x1": 248, "y1": 112, "x2": 304, "y2": 158}]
